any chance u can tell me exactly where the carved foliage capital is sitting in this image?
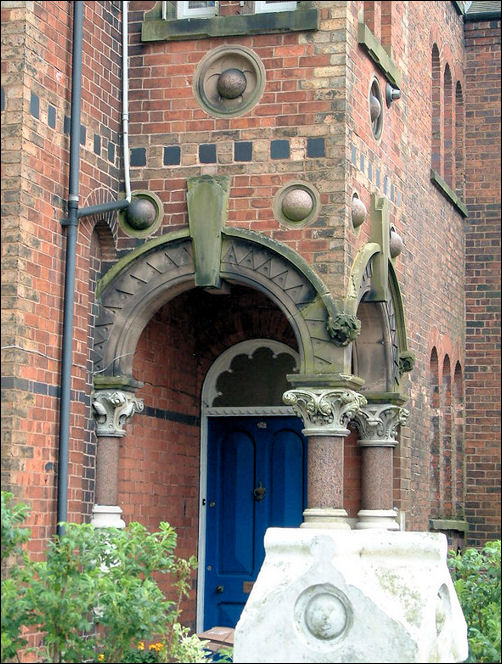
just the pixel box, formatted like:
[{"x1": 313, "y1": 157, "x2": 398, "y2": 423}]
[
  {"x1": 92, "y1": 390, "x2": 144, "y2": 437},
  {"x1": 283, "y1": 388, "x2": 367, "y2": 436},
  {"x1": 351, "y1": 403, "x2": 409, "y2": 446}
]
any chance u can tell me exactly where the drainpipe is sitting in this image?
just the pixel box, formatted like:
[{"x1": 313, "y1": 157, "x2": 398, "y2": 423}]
[
  {"x1": 57, "y1": 0, "x2": 84, "y2": 536},
  {"x1": 57, "y1": 0, "x2": 131, "y2": 535}
]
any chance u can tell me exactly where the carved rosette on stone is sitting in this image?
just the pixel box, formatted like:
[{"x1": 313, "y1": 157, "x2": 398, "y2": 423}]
[
  {"x1": 92, "y1": 390, "x2": 144, "y2": 438},
  {"x1": 351, "y1": 403, "x2": 409, "y2": 447},
  {"x1": 283, "y1": 388, "x2": 367, "y2": 436}
]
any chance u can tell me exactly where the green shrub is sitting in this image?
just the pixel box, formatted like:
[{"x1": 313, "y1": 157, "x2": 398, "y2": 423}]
[
  {"x1": 448, "y1": 540, "x2": 501, "y2": 663},
  {"x1": 1, "y1": 490, "x2": 213, "y2": 663}
]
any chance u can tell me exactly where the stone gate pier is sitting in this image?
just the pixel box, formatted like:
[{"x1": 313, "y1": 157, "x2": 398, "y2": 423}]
[{"x1": 233, "y1": 529, "x2": 468, "y2": 663}]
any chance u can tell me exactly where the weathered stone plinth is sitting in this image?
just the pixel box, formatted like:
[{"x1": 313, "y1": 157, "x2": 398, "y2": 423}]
[{"x1": 234, "y1": 529, "x2": 467, "y2": 663}]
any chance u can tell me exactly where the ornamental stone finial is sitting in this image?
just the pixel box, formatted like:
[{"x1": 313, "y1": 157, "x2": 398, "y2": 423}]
[
  {"x1": 283, "y1": 388, "x2": 367, "y2": 436},
  {"x1": 92, "y1": 390, "x2": 144, "y2": 437},
  {"x1": 351, "y1": 403, "x2": 409, "y2": 446}
]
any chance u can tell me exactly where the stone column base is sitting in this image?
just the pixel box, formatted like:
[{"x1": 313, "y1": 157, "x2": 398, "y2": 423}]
[
  {"x1": 234, "y1": 529, "x2": 468, "y2": 663},
  {"x1": 301, "y1": 508, "x2": 351, "y2": 529},
  {"x1": 355, "y1": 509, "x2": 400, "y2": 530},
  {"x1": 91, "y1": 504, "x2": 126, "y2": 529}
]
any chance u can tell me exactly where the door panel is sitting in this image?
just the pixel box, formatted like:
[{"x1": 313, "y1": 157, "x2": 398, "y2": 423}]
[{"x1": 204, "y1": 416, "x2": 306, "y2": 630}]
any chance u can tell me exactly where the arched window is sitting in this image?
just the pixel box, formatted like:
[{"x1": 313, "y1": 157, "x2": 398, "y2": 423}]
[
  {"x1": 431, "y1": 45, "x2": 441, "y2": 174},
  {"x1": 443, "y1": 64, "x2": 453, "y2": 186},
  {"x1": 453, "y1": 362, "x2": 465, "y2": 517},
  {"x1": 455, "y1": 82, "x2": 465, "y2": 199},
  {"x1": 442, "y1": 355, "x2": 452, "y2": 516},
  {"x1": 429, "y1": 348, "x2": 440, "y2": 516}
]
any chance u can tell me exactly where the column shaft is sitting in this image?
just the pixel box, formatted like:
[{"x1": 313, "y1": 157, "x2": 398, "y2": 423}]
[
  {"x1": 361, "y1": 445, "x2": 394, "y2": 510},
  {"x1": 307, "y1": 435, "x2": 344, "y2": 509},
  {"x1": 95, "y1": 436, "x2": 120, "y2": 506}
]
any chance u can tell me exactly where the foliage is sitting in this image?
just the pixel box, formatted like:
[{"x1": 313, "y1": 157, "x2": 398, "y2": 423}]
[
  {"x1": 0, "y1": 491, "x2": 215, "y2": 663},
  {"x1": 1, "y1": 492, "x2": 36, "y2": 661},
  {"x1": 448, "y1": 540, "x2": 501, "y2": 663}
]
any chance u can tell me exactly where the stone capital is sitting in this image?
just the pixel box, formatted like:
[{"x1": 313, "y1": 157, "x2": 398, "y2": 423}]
[
  {"x1": 351, "y1": 403, "x2": 409, "y2": 447},
  {"x1": 283, "y1": 388, "x2": 367, "y2": 436},
  {"x1": 91, "y1": 389, "x2": 144, "y2": 437}
]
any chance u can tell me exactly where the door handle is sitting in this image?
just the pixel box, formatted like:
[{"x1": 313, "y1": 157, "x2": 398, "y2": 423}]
[
  {"x1": 216, "y1": 585, "x2": 224, "y2": 593},
  {"x1": 253, "y1": 481, "x2": 266, "y2": 502}
]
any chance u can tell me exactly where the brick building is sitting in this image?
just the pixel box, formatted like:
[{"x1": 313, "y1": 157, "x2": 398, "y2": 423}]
[{"x1": 1, "y1": 0, "x2": 500, "y2": 634}]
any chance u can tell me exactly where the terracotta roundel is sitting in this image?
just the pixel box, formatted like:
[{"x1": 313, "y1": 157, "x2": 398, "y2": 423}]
[{"x1": 193, "y1": 45, "x2": 266, "y2": 118}]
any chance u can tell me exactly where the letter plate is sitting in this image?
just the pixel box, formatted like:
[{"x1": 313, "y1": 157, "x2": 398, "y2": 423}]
[{"x1": 243, "y1": 581, "x2": 254, "y2": 594}]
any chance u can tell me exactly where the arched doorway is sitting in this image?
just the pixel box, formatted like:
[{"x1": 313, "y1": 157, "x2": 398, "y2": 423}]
[{"x1": 197, "y1": 339, "x2": 307, "y2": 631}]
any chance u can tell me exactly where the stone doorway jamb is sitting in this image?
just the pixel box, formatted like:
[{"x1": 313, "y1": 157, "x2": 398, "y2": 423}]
[
  {"x1": 90, "y1": 386, "x2": 144, "y2": 528},
  {"x1": 283, "y1": 383, "x2": 366, "y2": 529}
]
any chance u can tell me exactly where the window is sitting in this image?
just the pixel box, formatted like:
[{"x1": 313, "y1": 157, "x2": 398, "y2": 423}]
[
  {"x1": 172, "y1": 2, "x2": 217, "y2": 19},
  {"x1": 254, "y1": 1, "x2": 297, "y2": 13}
]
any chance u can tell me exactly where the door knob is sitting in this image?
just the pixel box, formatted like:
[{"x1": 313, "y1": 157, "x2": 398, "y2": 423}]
[
  {"x1": 253, "y1": 481, "x2": 266, "y2": 502},
  {"x1": 216, "y1": 585, "x2": 224, "y2": 593}
]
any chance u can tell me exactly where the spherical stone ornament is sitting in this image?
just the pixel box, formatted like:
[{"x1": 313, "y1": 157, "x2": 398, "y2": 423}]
[
  {"x1": 351, "y1": 196, "x2": 367, "y2": 228},
  {"x1": 126, "y1": 197, "x2": 157, "y2": 230},
  {"x1": 370, "y1": 94, "x2": 382, "y2": 122},
  {"x1": 217, "y1": 68, "x2": 248, "y2": 99},
  {"x1": 282, "y1": 188, "x2": 314, "y2": 222},
  {"x1": 305, "y1": 593, "x2": 348, "y2": 640},
  {"x1": 389, "y1": 229, "x2": 404, "y2": 257}
]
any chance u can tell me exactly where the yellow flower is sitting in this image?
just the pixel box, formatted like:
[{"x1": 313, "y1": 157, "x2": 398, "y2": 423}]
[
  {"x1": 98, "y1": 655, "x2": 104, "y2": 662},
  {"x1": 137, "y1": 641, "x2": 145, "y2": 651}
]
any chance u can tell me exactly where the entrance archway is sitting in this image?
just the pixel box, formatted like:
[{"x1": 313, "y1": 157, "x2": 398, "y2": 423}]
[{"x1": 198, "y1": 339, "x2": 305, "y2": 630}]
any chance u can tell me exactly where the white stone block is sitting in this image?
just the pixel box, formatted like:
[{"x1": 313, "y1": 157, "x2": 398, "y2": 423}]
[{"x1": 234, "y1": 529, "x2": 468, "y2": 663}]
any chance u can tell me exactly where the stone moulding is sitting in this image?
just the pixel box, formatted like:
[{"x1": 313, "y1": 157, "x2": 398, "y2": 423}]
[{"x1": 94, "y1": 226, "x2": 352, "y2": 382}]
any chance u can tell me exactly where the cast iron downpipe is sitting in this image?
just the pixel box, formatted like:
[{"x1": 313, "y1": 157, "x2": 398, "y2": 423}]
[{"x1": 57, "y1": 1, "x2": 130, "y2": 535}]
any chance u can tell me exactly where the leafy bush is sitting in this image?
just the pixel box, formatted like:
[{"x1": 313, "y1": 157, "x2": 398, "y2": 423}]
[
  {"x1": 1, "y1": 490, "x2": 214, "y2": 663},
  {"x1": 448, "y1": 540, "x2": 501, "y2": 663}
]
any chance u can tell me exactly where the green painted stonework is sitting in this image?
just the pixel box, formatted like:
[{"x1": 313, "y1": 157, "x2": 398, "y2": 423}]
[
  {"x1": 357, "y1": 22, "x2": 402, "y2": 88},
  {"x1": 430, "y1": 169, "x2": 468, "y2": 217},
  {"x1": 368, "y1": 194, "x2": 390, "y2": 302},
  {"x1": 187, "y1": 175, "x2": 231, "y2": 288},
  {"x1": 142, "y1": 2, "x2": 319, "y2": 42}
]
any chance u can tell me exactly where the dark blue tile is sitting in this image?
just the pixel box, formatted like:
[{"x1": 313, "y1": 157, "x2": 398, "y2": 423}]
[
  {"x1": 234, "y1": 141, "x2": 252, "y2": 161},
  {"x1": 93, "y1": 133, "x2": 101, "y2": 156},
  {"x1": 307, "y1": 137, "x2": 325, "y2": 158},
  {"x1": 48, "y1": 104, "x2": 56, "y2": 129},
  {"x1": 270, "y1": 139, "x2": 290, "y2": 159},
  {"x1": 199, "y1": 143, "x2": 216, "y2": 163},
  {"x1": 130, "y1": 147, "x2": 146, "y2": 166},
  {"x1": 30, "y1": 92, "x2": 39, "y2": 119},
  {"x1": 164, "y1": 145, "x2": 181, "y2": 165}
]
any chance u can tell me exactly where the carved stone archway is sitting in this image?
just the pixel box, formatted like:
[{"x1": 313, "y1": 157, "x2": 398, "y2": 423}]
[{"x1": 93, "y1": 228, "x2": 350, "y2": 384}]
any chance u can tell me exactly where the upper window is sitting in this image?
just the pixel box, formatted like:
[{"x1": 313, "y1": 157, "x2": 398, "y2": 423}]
[
  {"x1": 173, "y1": 2, "x2": 217, "y2": 19},
  {"x1": 254, "y1": 1, "x2": 298, "y2": 12}
]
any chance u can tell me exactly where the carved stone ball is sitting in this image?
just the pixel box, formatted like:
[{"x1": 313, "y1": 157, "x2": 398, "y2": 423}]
[
  {"x1": 370, "y1": 94, "x2": 381, "y2": 122},
  {"x1": 351, "y1": 196, "x2": 367, "y2": 228},
  {"x1": 305, "y1": 593, "x2": 347, "y2": 640},
  {"x1": 126, "y1": 197, "x2": 157, "y2": 230},
  {"x1": 217, "y1": 68, "x2": 248, "y2": 99},
  {"x1": 390, "y1": 229, "x2": 404, "y2": 257},
  {"x1": 282, "y1": 188, "x2": 314, "y2": 222}
]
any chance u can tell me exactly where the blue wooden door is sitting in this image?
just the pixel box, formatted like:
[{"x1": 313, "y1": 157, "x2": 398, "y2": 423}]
[{"x1": 204, "y1": 416, "x2": 307, "y2": 630}]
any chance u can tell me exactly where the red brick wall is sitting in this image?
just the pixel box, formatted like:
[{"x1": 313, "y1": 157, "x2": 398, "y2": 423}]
[
  {"x1": 464, "y1": 17, "x2": 501, "y2": 547},
  {"x1": 1, "y1": 1, "x2": 122, "y2": 556}
]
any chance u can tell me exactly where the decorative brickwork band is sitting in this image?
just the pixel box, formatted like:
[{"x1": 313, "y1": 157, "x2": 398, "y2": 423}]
[
  {"x1": 92, "y1": 390, "x2": 144, "y2": 437},
  {"x1": 283, "y1": 388, "x2": 367, "y2": 436},
  {"x1": 351, "y1": 403, "x2": 409, "y2": 447}
]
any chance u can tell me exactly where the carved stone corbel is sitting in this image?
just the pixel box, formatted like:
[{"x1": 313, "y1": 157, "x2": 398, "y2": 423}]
[
  {"x1": 92, "y1": 389, "x2": 144, "y2": 437},
  {"x1": 283, "y1": 388, "x2": 367, "y2": 436}
]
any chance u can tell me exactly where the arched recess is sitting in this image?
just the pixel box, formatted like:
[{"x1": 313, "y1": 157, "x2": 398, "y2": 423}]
[
  {"x1": 93, "y1": 228, "x2": 344, "y2": 386},
  {"x1": 346, "y1": 246, "x2": 411, "y2": 396}
]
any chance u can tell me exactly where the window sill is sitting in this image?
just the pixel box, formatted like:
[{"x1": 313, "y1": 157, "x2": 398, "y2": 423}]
[
  {"x1": 142, "y1": 2, "x2": 319, "y2": 42},
  {"x1": 430, "y1": 169, "x2": 468, "y2": 217},
  {"x1": 357, "y1": 22, "x2": 401, "y2": 88},
  {"x1": 430, "y1": 518, "x2": 469, "y2": 533}
]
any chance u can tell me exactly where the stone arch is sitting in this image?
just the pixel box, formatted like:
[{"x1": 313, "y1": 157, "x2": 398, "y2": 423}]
[
  {"x1": 93, "y1": 228, "x2": 341, "y2": 383},
  {"x1": 346, "y1": 246, "x2": 412, "y2": 394}
]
